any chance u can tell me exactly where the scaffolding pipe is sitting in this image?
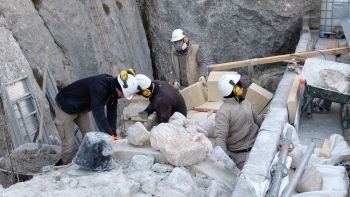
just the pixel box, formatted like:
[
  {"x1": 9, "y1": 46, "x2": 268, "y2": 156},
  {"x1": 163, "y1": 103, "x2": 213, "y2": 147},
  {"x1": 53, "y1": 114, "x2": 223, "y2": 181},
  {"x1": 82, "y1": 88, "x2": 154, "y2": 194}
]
[
  {"x1": 266, "y1": 127, "x2": 293, "y2": 197},
  {"x1": 281, "y1": 142, "x2": 316, "y2": 197}
]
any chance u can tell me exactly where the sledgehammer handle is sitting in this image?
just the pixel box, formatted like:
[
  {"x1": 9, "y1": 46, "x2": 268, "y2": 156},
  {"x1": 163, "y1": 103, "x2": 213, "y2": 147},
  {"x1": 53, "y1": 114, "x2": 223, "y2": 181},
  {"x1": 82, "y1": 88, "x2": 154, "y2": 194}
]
[{"x1": 38, "y1": 46, "x2": 49, "y2": 149}]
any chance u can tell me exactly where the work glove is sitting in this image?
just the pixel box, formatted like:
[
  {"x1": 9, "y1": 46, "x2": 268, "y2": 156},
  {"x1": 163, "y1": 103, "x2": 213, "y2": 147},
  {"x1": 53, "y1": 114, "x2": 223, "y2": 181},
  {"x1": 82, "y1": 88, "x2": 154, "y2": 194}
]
[
  {"x1": 138, "y1": 110, "x2": 149, "y2": 119},
  {"x1": 173, "y1": 82, "x2": 181, "y2": 90},
  {"x1": 198, "y1": 76, "x2": 207, "y2": 85}
]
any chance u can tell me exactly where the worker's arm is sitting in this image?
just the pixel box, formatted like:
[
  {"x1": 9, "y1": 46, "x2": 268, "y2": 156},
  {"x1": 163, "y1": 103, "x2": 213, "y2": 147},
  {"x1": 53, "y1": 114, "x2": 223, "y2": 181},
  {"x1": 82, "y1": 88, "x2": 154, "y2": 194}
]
[
  {"x1": 138, "y1": 103, "x2": 155, "y2": 119},
  {"x1": 106, "y1": 97, "x2": 118, "y2": 135},
  {"x1": 144, "y1": 103, "x2": 155, "y2": 115},
  {"x1": 196, "y1": 46, "x2": 209, "y2": 77},
  {"x1": 90, "y1": 86, "x2": 113, "y2": 135},
  {"x1": 214, "y1": 111, "x2": 229, "y2": 153},
  {"x1": 252, "y1": 106, "x2": 264, "y2": 127}
]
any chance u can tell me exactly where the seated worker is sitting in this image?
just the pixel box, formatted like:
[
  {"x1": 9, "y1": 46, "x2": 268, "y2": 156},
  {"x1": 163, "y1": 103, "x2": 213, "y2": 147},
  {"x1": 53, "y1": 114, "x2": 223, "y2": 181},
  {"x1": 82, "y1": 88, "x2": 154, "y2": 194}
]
[
  {"x1": 135, "y1": 74, "x2": 187, "y2": 123},
  {"x1": 54, "y1": 71, "x2": 138, "y2": 164},
  {"x1": 214, "y1": 74, "x2": 263, "y2": 170}
]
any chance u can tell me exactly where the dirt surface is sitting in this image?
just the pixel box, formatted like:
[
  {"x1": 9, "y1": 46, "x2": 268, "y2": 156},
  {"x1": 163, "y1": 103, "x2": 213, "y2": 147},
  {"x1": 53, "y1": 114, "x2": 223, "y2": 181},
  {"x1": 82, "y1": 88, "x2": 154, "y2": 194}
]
[{"x1": 0, "y1": 143, "x2": 61, "y2": 174}]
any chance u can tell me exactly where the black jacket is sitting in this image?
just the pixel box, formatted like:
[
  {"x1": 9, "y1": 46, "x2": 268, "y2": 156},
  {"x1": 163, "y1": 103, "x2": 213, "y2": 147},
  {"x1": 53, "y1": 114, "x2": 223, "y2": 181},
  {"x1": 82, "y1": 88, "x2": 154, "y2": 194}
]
[
  {"x1": 55, "y1": 74, "x2": 118, "y2": 135},
  {"x1": 144, "y1": 80, "x2": 187, "y2": 123}
]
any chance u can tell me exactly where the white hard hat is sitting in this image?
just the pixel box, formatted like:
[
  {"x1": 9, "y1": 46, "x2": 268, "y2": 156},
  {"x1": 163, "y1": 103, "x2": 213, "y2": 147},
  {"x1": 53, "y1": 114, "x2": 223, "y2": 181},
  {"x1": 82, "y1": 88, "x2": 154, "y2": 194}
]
[
  {"x1": 135, "y1": 74, "x2": 152, "y2": 90},
  {"x1": 171, "y1": 29, "x2": 185, "y2": 42},
  {"x1": 218, "y1": 74, "x2": 241, "y2": 97},
  {"x1": 117, "y1": 74, "x2": 138, "y2": 100}
]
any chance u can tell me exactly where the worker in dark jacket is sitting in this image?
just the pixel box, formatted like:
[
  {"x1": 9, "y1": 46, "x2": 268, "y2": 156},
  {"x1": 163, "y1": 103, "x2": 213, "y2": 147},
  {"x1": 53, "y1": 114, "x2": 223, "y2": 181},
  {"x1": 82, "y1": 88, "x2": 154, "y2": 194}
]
[
  {"x1": 54, "y1": 72, "x2": 138, "y2": 164},
  {"x1": 135, "y1": 74, "x2": 187, "y2": 123}
]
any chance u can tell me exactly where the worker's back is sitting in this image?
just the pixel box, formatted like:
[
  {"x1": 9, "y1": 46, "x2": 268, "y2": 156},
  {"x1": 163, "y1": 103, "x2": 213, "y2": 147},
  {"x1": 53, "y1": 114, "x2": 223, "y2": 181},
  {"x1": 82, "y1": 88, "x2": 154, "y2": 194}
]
[
  {"x1": 56, "y1": 74, "x2": 115, "y2": 114},
  {"x1": 150, "y1": 80, "x2": 187, "y2": 123}
]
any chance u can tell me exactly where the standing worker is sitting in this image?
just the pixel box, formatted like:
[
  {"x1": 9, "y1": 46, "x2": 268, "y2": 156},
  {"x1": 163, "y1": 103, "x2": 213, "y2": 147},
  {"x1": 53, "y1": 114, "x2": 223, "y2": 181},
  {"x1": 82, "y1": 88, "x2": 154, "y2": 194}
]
[
  {"x1": 214, "y1": 74, "x2": 264, "y2": 170},
  {"x1": 54, "y1": 71, "x2": 138, "y2": 164},
  {"x1": 135, "y1": 74, "x2": 187, "y2": 123},
  {"x1": 170, "y1": 29, "x2": 210, "y2": 89}
]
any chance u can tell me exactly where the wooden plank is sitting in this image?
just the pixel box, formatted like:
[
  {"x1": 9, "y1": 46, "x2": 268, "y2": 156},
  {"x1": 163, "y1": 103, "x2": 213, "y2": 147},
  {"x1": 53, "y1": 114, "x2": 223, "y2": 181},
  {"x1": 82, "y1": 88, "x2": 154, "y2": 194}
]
[
  {"x1": 210, "y1": 47, "x2": 350, "y2": 71},
  {"x1": 195, "y1": 101, "x2": 223, "y2": 110},
  {"x1": 245, "y1": 83, "x2": 273, "y2": 114},
  {"x1": 180, "y1": 81, "x2": 208, "y2": 110},
  {"x1": 319, "y1": 139, "x2": 332, "y2": 158},
  {"x1": 207, "y1": 71, "x2": 238, "y2": 101},
  {"x1": 287, "y1": 75, "x2": 301, "y2": 124}
]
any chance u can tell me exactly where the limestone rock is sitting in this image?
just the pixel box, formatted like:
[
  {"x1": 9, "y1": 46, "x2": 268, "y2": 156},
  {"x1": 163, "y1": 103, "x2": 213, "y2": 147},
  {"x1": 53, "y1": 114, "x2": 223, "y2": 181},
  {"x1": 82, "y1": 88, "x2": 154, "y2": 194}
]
[
  {"x1": 141, "y1": 175, "x2": 159, "y2": 195},
  {"x1": 151, "y1": 163, "x2": 174, "y2": 173},
  {"x1": 130, "y1": 155, "x2": 154, "y2": 171},
  {"x1": 160, "y1": 167, "x2": 201, "y2": 197},
  {"x1": 289, "y1": 145, "x2": 305, "y2": 169},
  {"x1": 127, "y1": 122, "x2": 150, "y2": 146},
  {"x1": 133, "y1": 192, "x2": 152, "y2": 197},
  {"x1": 319, "y1": 69, "x2": 350, "y2": 93},
  {"x1": 150, "y1": 123, "x2": 213, "y2": 166},
  {"x1": 207, "y1": 180, "x2": 231, "y2": 197},
  {"x1": 115, "y1": 180, "x2": 140, "y2": 197},
  {"x1": 168, "y1": 112, "x2": 187, "y2": 127},
  {"x1": 296, "y1": 165, "x2": 323, "y2": 193},
  {"x1": 196, "y1": 119, "x2": 216, "y2": 138}
]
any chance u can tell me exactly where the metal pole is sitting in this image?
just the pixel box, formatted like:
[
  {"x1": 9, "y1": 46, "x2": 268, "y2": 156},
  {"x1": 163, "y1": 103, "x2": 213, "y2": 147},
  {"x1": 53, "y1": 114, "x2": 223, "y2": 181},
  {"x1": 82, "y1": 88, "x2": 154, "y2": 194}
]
[
  {"x1": 266, "y1": 128, "x2": 293, "y2": 197},
  {"x1": 281, "y1": 142, "x2": 316, "y2": 197}
]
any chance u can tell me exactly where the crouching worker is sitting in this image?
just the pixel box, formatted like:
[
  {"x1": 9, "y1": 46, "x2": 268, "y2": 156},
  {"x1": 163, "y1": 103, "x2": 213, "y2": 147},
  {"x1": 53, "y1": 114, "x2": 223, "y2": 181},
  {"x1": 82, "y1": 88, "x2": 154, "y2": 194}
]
[
  {"x1": 54, "y1": 71, "x2": 138, "y2": 164},
  {"x1": 215, "y1": 74, "x2": 263, "y2": 170},
  {"x1": 135, "y1": 74, "x2": 187, "y2": 123}
]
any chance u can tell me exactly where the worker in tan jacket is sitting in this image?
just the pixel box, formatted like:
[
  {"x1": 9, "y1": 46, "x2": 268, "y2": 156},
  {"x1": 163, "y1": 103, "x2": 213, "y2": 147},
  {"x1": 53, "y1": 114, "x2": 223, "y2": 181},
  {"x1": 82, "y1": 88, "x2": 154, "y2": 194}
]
[
  {"x1": 215, "y1": 74, "x2": 264, "y2": 170},
  {"x1": 170, "y1": 29, "x2": 209, "y2": 88}
]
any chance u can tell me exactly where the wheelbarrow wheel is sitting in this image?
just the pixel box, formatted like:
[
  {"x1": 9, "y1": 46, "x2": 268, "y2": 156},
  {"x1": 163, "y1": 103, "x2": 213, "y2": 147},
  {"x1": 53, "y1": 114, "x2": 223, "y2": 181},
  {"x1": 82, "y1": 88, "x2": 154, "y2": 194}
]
[{"x1": 341, "y1": 104, "x2": 349, "y2": 129}]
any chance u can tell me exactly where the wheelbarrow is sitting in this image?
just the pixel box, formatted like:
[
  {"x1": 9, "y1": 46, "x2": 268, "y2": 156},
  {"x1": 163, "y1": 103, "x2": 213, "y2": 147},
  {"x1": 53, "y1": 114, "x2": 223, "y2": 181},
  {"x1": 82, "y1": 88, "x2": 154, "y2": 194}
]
[{"x1": 301, "y1": 83, "x2": 350, "y2": 129}]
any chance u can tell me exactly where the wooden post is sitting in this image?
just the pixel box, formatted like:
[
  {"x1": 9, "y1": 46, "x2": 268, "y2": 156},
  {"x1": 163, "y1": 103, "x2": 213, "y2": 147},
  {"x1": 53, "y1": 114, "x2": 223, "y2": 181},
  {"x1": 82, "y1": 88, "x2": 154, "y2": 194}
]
[{"x1": 38, "y1": 46, "x2": 49, "y2": 149}]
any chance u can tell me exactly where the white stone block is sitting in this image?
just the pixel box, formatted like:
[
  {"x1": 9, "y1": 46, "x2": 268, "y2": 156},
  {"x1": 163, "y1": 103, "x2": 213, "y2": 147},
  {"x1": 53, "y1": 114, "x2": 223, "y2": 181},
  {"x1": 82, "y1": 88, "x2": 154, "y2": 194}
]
[
  {"x1": 130, "y1": 155, "x2": 154, "y2": 170},
  {"x1": 127, "y1": 122, "x2": 150, "y2": 146}
]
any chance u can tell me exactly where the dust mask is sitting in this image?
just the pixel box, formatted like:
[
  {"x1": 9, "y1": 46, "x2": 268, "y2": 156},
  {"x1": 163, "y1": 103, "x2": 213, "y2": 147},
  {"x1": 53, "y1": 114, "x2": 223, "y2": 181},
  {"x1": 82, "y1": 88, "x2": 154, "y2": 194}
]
[{"x1": 174, "y1": 41, "x2": 183, "y2": 52}]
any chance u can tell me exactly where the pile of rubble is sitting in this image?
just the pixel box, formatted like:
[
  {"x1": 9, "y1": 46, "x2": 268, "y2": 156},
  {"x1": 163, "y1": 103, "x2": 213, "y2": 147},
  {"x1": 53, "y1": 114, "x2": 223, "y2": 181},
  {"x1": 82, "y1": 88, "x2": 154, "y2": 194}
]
[{"x1": 0, "y1": 113, "x2": 239, "y2": 197}]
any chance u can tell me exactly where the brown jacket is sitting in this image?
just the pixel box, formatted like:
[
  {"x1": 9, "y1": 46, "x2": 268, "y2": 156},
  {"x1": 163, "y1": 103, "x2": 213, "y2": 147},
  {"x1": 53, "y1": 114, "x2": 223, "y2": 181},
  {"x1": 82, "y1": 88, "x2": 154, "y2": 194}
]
[
  {"x1": 171, "y1": 44, "x2": 208, "y2": 86},
  {"x1": 215, "y1": 98, "x2": 263, "y2": 154},
  {"x1": 144, "y1": 80, "x2": 187, "y2": 123}
]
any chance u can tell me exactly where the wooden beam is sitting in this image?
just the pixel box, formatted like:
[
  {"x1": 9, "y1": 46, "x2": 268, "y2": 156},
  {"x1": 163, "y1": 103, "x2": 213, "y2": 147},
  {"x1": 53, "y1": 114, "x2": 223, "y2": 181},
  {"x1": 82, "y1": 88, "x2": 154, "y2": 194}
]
[{"x1": 210, "y1": 47, "x2": 350, "y2": 71}]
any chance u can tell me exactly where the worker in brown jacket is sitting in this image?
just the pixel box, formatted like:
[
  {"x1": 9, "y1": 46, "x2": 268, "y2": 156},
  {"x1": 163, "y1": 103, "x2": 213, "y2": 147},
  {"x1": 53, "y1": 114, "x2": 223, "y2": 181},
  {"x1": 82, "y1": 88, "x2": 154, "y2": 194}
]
[
  {"x1": 215, "y1": 74, "x2": 264, "y2": 170},
  {"x1": 170, "y1": 29, "x2": 210, "y2": 89},
  {"x1": 135, "y1": 74, "x2": 187, "y2": 123}
]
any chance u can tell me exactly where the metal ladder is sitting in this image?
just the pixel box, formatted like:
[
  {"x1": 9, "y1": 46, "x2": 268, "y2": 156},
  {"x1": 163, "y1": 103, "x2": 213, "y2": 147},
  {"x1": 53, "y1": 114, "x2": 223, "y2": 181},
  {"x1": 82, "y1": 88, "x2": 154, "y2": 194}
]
[{"x1": 1, "y1": 76, "x2": 50, "y2": 148}]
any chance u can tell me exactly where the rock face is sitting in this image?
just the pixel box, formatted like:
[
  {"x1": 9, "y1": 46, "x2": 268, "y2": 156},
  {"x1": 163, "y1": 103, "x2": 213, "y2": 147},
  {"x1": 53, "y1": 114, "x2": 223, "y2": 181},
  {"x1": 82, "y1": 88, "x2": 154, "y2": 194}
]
[
  {"x1": 0, "y1": 16, "x2": 59, "y2": 146},
  {"x1": 150, "y1": 113, "x2": 213, "y2": 166},
  {"x1": 0, "y1": 0, "x2": 152, "y2": 87},
  {"x1": 127, "y1": 122, "x2": 150, "y2": 146},
  {"x1": 138, "y1": 0, "x2": 316, "y2": 89}
]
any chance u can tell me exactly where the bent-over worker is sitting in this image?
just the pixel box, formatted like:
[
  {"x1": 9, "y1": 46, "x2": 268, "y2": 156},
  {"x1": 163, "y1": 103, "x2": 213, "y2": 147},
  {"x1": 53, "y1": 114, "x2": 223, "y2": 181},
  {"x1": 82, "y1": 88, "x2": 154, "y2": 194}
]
[
  {"x1": 135, "y1": 74, "x2": 187, "y2": 123},
  {"x1": 214, "y1": 74, "x2": 263, "y2": 170},
  {"x1": 54, "y1": 71, "x2": 138, "y2": 164}
]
